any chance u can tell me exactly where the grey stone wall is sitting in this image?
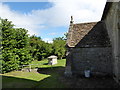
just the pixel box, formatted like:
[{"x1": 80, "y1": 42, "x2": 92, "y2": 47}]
[
  {"x1": 71, "y1": 47, "x2": 113, "y2": 76},
  {"x1": 64, "y1": 48, "x2": 73, "y2": 77},
  {"x1": 103, "y1": 2, "x2": 120, "y2": 82}
]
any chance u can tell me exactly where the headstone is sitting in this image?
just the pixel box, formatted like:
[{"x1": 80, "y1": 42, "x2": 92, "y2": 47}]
[{"x1": 48, "y1": 55, "x2": 57, "y2": 65}]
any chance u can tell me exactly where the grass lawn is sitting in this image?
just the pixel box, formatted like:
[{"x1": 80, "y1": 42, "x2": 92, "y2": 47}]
[
  {"x1": 1, "y1": 59, "x2": 67, "y2": 88},
  {"x1": 30, "y1": 59, "x2": 66, "y2": 68}
]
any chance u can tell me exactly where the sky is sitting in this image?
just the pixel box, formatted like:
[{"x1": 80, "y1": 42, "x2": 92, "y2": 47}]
[{"x1": 0, "y1": 0, "x2": 107, "y2": 43}]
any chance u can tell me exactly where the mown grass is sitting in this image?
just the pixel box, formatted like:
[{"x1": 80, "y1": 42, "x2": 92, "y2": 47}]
[
  {"x1": 30, "y1": 59, "x2": 66, "y2": 68},
  {"x1": 1, "y1": 59, "x2": 66, "y2": 88}
]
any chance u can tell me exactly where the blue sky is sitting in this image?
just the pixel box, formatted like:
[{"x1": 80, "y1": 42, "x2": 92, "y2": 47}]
[
  {"x1": 0, "y1": 0, "x2": 107, "y2": 43},
  {"x1": 4, "y1": 2, "x2": 53, "y2": 13}
]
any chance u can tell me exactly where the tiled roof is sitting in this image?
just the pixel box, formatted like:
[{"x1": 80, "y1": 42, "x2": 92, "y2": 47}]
[{"x1": 67, "y1": 21, "x2": 111, "y2": 48}]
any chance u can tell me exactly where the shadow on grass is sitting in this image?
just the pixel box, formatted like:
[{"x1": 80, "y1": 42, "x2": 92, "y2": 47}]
[
  {"x1": 2, "y1": 66, "x2": 120, "y2": 88},
  {"x1": 2, "y1": 75, "x2": 38, "y2": 88},
  {"x1": 43, "y1": 63, "x2": 48, "y2": 65},
  {"x1": 37, "y1": 66, "x2": 65, "y2": 74},
  {"x1": 2, "y1": 66, "x2": 66, "y2": 88},
  {"x1": 36, "y1": 67, "x2": 120, "y2": 88},
  {"x1": 34, "y1": 66, "x2": 66, "y2": 88},
  {"x1": 34, "y1": 74, "x2": 65, "y2": 88}
]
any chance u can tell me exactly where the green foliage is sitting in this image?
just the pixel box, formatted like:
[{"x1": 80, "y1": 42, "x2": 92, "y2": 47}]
[
  {"x1": 0, "y1": 18, "x2": 67, "y2": 73},
  {"x1": 29, "y1": 35, "x2": 67, "y2": 61},
  {"x1": 1, "y1": 18, "x2": 32, "y2": 73},
  {"x1": 29, "y1": 35, "x2": 53, "y2": 61},
  {"x1": 52, "y1": 37, "x2": 66, "y2": 59},
  {"x1": 63, "y1": 32, "x2": 68, "y2": 40}
]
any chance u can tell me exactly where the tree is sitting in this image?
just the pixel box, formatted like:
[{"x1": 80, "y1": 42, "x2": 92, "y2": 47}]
[
  {"x1": 63, "y1": 32, "x2": 68, "y2": 40},
  {"x1": 29, "y1": 35, "x2": 53, "y2": 61},
  {"x1": 52, "y1": 37, "x2": 66, "y2": 59},
  {"x1": 1, "y1": 18, "x2": 32, "y2": 73}
]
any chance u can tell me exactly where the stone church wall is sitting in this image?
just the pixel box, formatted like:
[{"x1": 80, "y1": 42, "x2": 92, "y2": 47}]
[
  {"x1": 71, "y1": 47, "x2": 113, "y2": 76},
  {"x1": 102, "y1": 2, "x2": 120, "y2": 82}
]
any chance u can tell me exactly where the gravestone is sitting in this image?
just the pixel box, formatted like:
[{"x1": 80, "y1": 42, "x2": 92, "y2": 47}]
[{"x1": 48, "y1": 55, "x2": 57, "y2": 65}]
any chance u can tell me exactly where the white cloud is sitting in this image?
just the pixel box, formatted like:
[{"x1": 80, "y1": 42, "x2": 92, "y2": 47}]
[
  {"x1": 0, "y1": 3, "x2": 45, "y2": 36},
  {"x1": 0, "y1": 0, "x2": 107, "y2": 42},
  {"x1": 1, "y1": 0, "x2": 49, "y2": 2},
  {"x1": 42, "y1": 38, "x2": 53, "y2": 43},
  {"x1": 1, "y1": 0, "x2": 118, "y2": 2},
  {"x1": 30, "y1": 0, "x2": 106, "y2": 27}
]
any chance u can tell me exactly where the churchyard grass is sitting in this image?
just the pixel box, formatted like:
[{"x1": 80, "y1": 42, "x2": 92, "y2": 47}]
[
  {"x1": 30, "y1": 59, "x2": 66, "y2": 68},
  {"x1": 1, "y1": 59, "x2": 66, "y2": 88}
]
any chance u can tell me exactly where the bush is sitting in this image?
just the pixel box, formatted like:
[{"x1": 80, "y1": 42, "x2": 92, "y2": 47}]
[{"x1": 1, "y1": 18, "x2": 32, "y2": 73}]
